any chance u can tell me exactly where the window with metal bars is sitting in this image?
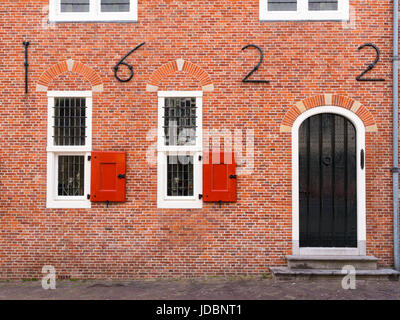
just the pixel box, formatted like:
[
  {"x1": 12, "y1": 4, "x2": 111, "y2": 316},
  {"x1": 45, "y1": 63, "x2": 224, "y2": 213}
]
[
  {"x1": 58, "y1": 156, "x2": 85, "y2": 196},
  {"x1": 167, "y1": 155, "x2": 194, "y2": 197},
  {"x1": 54, "y1": 97, "x2": 86, "y2": 146}
]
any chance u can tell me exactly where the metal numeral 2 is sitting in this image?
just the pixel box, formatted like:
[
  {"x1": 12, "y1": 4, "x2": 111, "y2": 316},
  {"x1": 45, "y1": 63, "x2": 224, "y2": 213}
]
[
  {"x1": 113, "y1": 42, "x2": 145, "y2": 83},
  {"x1": 241, "y1": 44, "x2": 270, "y2": 83},
  {"x1": 356, "y1": 43, "x2": 385, "y2": 82}
]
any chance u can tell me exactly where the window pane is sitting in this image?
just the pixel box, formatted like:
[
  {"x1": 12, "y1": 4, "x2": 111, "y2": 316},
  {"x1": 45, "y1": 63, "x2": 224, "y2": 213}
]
[
  {"x1": 101, "y1": 0, "x2": 130, "y2": 12},
  {"x1": 268, "y1": 0, "x2": 297, "y2": 11},
  {"x1": 58, "y1": 156, "x2": 85, "y2": 196},
  {"x1": 61, "y1": 0, "x2": 90, "y2": 12},
  {"x1": 54, "y1": 97, "x2": 86, "y2": 146},
  {"x1": 164, "y1": 97, "x2": 197, "y2": 146},
  {"x1": 308, "y1": 0, "x2": 338, "y2": 11},
  {"x1": 167, "y1": 155, "x2": 194, "y2": 197}
]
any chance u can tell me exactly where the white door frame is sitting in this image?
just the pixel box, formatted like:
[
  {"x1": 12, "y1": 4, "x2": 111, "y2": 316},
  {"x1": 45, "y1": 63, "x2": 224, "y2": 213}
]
[{"x1": 292, "y1": 106, "x2": 366, "y2": 256}]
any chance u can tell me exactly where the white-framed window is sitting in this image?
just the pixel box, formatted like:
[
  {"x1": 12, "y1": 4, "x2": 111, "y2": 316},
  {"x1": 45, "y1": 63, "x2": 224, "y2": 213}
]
[
  {"x1": 157, "y1": 91, "x2": 203, "y2": 209},
  {"x1": 259, "y1": 0, "x2": 349, "y2": 21},
  {"x1": 49, "y1": 0, "x2": 138, "y2": 22},
  {"x1": 46, "y1": 91, "x2": 92, "y2": 209}
]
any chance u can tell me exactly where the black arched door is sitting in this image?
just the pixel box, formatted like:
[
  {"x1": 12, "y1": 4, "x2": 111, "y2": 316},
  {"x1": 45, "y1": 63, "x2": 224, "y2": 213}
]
[{"x1": 299, "y1": 113, "x2": 357, "y2": 248}]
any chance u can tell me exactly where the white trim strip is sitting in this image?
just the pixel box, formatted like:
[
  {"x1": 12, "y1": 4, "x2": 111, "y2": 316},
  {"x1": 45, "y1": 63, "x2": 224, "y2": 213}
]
[
  {"x1": 158, "y1": 91, "x2": 203, "y2": 98},
  {"x1": 47, "y1": 91, "x2": 92, "y2": 97}
]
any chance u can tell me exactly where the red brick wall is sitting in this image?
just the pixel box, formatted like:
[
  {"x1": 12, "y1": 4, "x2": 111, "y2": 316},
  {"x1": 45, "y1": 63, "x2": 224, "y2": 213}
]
[{"x1": 0, "y1": 0, "x2": 396, "y2": 279}]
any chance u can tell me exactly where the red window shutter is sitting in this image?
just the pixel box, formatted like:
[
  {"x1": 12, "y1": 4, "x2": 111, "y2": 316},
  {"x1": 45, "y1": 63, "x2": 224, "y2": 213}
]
[
  {"x1": 203, "y1": 152, "x2": 237, "y2": 202},
  {"x1": 90, "y1": 152, "x2": 126, "y2": 202}
]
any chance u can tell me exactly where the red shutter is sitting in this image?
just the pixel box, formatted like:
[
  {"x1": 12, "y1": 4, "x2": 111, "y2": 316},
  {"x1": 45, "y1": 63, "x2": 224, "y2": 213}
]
[
  {"x1": 203, "y1": 152, "x2": 237, "y2": 202},
  {"x1": 90, "y1": 152, "x2": 126, "y2": 202}
]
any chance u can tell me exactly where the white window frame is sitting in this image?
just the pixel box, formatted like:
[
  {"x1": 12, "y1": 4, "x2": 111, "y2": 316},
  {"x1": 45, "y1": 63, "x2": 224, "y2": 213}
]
[
  {"x1": 259, "y1": 0, "x2": 349, "y2": 21},
  {"x1": 49, "y1": 0, "x2": 138, "y2": 22},
  {"x1": 157, "y1": 91, "x2": 203, "y2": 209},
  {"x1": 46, "y1": 91, "x2": 92, "y2": 209}
]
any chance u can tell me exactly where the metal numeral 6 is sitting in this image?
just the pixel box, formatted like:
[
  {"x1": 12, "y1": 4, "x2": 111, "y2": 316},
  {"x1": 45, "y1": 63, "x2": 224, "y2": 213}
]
[{"x1": 113, "y1": 42, "x2": 145, "y2": 83}]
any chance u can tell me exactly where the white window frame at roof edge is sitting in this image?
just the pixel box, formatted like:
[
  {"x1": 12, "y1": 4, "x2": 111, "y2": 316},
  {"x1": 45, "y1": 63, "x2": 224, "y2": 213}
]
[
  {"x1": 46, "y1": 91, "x2": 92, "y2": 209},
  {"x1": 259, "y1": 0, "x2": 349, "y2": 21},
  {"x1": 49, "y1": 0, "x2": 138, "y2": 22},
  {"x1": 157, "y1": 91, "x2": 203, "y2": 209}
]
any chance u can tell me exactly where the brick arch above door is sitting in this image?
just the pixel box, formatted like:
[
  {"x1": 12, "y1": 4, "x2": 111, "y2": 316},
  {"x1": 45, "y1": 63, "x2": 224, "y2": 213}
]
[
  {"x1": 36, "y1": 59, "x2": 103, "y2": 92},
  {"x1": 280, "y1": 94, "x2": 378, "y2": 133},
  {"x1": 146, "y1": 59, "x2": 214, "y2": 92}
]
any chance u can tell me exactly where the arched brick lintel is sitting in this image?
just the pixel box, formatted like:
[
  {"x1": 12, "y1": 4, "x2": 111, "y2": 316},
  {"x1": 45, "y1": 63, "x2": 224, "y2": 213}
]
[
  {"x1": 280, "y1": 94, "x2": 378, "y2": 133},
  {"x1": 146, "y1": 59, "x2": 214, "y2": 92},
  {"x1": 36, "y1": 60, "x2": 103, "y2": 92}
]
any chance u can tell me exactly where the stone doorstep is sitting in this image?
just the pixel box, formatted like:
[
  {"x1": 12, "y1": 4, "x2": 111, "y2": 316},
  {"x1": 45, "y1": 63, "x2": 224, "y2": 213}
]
[
  {"x1": 286, "y1": 255, "x2": 378, "y2": 270},
  {"x1": 286, "y1": 255, "x2": 378, "y2": 261},
  {"x1": 270, "y1": 267, "x2": 400, "y2": 281}
]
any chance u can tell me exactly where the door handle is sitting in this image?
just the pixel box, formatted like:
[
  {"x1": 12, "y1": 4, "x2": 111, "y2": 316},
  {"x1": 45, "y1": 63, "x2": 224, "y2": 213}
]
[
  {"x1": 229, "y1": 175, "x2": 237, "y2": 179},
  {"x1": 322, "y1": 156, "x2": 332, "y2": 166},
  {"x1": 118, "y1": 174, "x2": 126, "y2": 179},
  {"x1": 360, "y1": 149, "x2": 365, "y2": 170}
]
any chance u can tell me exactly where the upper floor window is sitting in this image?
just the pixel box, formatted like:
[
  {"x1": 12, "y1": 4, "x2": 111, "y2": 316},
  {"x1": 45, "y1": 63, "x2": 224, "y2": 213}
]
[
  {"x1": 49, "y1": 0, "x2": 138, "y2": 22},
  {"x1": 260, "y1": 0, "x2": 349, "y2": 21}
]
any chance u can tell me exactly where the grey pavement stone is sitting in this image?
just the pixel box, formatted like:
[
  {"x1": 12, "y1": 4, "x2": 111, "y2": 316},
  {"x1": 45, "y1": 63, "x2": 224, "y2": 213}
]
[{"x1": 0, "y1": 277, "x2": 399, "y2": 300}]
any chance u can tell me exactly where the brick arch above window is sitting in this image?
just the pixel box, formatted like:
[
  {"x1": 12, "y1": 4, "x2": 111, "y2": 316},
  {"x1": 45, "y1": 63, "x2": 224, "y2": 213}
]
[
  {"x1": 36, "y1": 60, "x2": 103, "y2": 92},
  {"x1": 280, "y1": 94, "x2": 378, "y2": 133},
  {"x1": 146, "y1": 59, "x2": 214, "y2": 92}
]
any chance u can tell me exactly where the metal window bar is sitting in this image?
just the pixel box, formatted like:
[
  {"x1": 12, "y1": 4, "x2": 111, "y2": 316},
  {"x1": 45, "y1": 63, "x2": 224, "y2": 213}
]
[
  {"x1": 58, "y1": 155, "x2": 85, "y2": 196},
  {"x1": 53, "y1": 97, "x2": 86, "y2": 146},
  {"x1": 167, "y1": 155, "x2": 194, "y2": 197},
  {"x1": 163, "y1": 98, "x2": 197, "y2": 146}
]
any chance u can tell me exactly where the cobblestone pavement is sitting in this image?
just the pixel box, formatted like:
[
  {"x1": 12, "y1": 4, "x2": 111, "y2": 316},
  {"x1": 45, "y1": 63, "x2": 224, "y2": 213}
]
[{"x1": 0, "y1": 277, "x2": 399, "y2": 300}]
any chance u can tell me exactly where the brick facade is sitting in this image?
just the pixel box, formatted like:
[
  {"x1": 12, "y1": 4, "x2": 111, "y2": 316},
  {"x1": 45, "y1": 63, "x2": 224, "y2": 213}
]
[{"x1": 0, "y1": 0, "x2": 397, "y2": 279}]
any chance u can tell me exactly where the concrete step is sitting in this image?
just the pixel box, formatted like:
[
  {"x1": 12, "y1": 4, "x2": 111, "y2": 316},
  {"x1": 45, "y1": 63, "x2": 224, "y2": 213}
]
[
  {"x1": 270, "y1": 267, "x2": 400, "y2": 281},
  {"x1": 286, "y1": 255, "x2": 378, "y2": 270}
]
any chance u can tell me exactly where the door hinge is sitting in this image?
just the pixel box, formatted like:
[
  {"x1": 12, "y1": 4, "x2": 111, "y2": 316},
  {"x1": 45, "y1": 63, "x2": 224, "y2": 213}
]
[
  {"x1": 88, "y1": 155, "x2": 91, "y2": 161},
  {"x1": 199, "y1": 194, "x2": 203, "y2": 199},
  {"x1": 87, "y1": 194, "x2": 90, "y2": 200},
  {"x1": 360, "y1": 149, "x2": 365, "y2": 170}
]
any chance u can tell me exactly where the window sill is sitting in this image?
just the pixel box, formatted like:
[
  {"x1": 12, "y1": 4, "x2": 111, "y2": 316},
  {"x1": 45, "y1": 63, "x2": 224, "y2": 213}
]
[
  {"x1": 48, "y1": 13, "x2": 138, "y2": 23},
  {"x1": 48, "y1": 19, "x2": 138, "y2": 23},
  {"x1": 47, "y1": 200, "x2": 91, "y2": 209},
  {"x1": 157, "y1": 199, "x2": 203, "y2": 209},
  {"x1": 47, "y1": 147, "x2": 91, "y2": 153},
  {"x1": 259, "y1": 12, "x2": 349, "y2": 21}
]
